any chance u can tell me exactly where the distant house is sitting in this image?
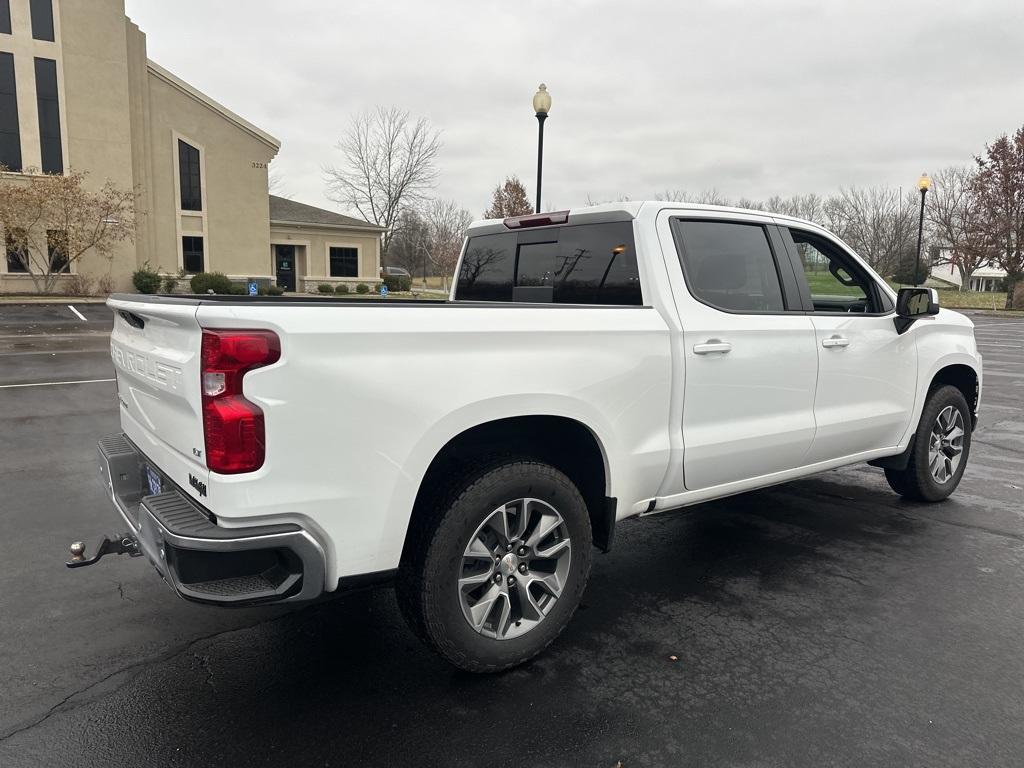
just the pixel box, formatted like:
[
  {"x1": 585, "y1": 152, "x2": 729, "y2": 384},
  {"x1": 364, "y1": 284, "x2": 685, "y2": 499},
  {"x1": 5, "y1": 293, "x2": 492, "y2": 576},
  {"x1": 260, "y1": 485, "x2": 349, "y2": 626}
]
[
  {"x1": 269, "y1": 196, "x2": 384, "y2": 293},
  {"x1": 930, "y1": 248, "x2": 1007, "y2": 292}
]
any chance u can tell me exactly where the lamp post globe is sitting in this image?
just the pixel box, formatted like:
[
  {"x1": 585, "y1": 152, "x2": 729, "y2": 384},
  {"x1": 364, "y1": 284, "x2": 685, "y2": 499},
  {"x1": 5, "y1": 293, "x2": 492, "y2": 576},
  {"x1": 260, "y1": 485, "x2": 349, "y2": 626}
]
[
  {"x1": 915, "y1": 172, "x2": 931, "y2": 286},
  {"x1": 533, "y1": 84, "x2": 551, "y2": 213}
]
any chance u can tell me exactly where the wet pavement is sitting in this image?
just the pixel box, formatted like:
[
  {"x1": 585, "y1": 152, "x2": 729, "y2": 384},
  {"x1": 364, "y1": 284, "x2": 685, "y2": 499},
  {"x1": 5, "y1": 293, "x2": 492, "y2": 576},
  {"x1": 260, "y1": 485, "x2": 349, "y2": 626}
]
[{"x1": 0, "y1": 304, "x2": 1021, "y2": 767}]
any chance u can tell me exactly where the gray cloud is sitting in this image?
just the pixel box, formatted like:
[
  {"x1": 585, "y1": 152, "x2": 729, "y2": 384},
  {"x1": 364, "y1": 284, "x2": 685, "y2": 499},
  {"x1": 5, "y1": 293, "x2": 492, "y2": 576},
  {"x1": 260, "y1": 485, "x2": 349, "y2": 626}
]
[{"x1": 126, "y1": 0, "x2": 1024, "y2": 217}]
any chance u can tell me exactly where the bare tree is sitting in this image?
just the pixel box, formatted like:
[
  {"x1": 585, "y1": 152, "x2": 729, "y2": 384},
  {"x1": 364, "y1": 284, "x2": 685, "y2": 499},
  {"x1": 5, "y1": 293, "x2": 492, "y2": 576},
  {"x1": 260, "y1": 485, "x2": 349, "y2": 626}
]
[
  {"x1": 822, "y1": 186, "x2": 918, "y2": 275},
  {"x1": 324, "y1": 106, "x2": 441, "y2": 254},
  {"x1": 974, "y1": 125, "x2": 1024, "y2": 307},
  {"x1": 927, "y1": 166, "x2": 992, "y2": 291},
  {"x1": 386, "y1": 208, "x2": 430, "y2": 275},
  {"x1": 268, "y1": 167, "x2": 292, "y2": 199},
  {"x1": 655, "y1": 188, "x2": 731, "y2": 205},
  {"x1": 0, "y1": 168, "x2": 136, "y2": 294},
  {"x1": 423, "y1": 199, "x2": 472, "y2": 290},
  {"x1": 484, "y1": 176, "x2": 533, "y2": 218}
]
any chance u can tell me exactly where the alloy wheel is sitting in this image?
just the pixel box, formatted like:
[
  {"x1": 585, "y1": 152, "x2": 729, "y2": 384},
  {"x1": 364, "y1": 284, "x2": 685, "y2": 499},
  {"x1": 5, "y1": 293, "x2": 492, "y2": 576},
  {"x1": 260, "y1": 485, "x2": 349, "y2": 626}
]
[
  {"x1": 457, "y1": 498, "x2": 572, "y2": 641},
  {"x1": 928, "y1": 404, "x2": 965, "y2": 484}
]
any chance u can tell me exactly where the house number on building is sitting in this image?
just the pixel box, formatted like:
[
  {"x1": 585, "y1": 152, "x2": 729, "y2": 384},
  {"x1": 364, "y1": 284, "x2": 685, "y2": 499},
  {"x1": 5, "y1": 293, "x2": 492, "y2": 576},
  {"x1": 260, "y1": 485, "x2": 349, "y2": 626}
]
[{"x1": 252, "y1": 161, "x2": 267, "y2": 169}]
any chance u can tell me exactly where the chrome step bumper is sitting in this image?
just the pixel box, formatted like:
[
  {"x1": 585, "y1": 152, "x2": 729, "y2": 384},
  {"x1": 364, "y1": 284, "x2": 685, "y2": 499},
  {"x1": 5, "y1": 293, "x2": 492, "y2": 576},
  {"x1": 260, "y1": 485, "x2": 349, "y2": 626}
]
[{"x1": 83, "y1": 433, "x2": 326, "y2": 606}]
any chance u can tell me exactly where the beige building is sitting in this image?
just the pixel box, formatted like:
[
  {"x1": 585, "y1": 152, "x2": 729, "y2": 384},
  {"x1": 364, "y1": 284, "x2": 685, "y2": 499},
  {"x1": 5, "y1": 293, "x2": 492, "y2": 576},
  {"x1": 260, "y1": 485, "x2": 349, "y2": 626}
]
[{"x1": 0, "y1": 0, "x2": 381, "y2": 293}]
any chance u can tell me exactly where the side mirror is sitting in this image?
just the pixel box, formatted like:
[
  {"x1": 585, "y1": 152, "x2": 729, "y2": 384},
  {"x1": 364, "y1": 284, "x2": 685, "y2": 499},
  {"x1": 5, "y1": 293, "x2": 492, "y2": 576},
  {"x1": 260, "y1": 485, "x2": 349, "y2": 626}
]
[{"x1": 894, "y1": 287, "x2": 939, "y2": 333}]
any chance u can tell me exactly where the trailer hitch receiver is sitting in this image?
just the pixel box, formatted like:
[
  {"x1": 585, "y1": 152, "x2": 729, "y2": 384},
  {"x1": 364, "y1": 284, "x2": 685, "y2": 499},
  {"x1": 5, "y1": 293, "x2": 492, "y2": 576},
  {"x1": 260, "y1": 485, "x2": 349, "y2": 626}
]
[{"x1": 66, "y1": 533, "x2": 141, "y2": 568}]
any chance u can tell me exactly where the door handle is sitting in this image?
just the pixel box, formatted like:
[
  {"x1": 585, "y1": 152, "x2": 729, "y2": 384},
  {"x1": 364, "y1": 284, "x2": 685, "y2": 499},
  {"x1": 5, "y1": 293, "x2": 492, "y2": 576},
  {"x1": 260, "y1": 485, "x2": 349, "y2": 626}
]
[
  {"x1": 821, "y1": 335, "x2": 849, "y2": 348},
  {"x1": 693, "y1": 340, "x2": 732, "y2": 355}
]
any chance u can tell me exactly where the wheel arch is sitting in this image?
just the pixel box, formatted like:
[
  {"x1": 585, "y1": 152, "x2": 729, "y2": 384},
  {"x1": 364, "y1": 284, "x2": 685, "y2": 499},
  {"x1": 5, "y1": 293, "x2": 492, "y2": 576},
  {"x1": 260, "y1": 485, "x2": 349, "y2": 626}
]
[
  {"x1": 929, "y1": 362, "x2": 980, "y2": 425},
  {"x1": 401, "y1": 415, "x2": 616, "y2": 562}
]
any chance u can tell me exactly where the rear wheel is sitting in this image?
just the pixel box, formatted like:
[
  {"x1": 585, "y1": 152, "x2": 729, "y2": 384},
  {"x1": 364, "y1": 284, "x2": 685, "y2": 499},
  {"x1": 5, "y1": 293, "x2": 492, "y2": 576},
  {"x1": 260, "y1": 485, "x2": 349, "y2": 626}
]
[
  {"x1": 397, "y1": 459, "x2": 592, "y2": 673},
  {"x1": 884, "y1": 385, "x2": 971, "y2": 502}
]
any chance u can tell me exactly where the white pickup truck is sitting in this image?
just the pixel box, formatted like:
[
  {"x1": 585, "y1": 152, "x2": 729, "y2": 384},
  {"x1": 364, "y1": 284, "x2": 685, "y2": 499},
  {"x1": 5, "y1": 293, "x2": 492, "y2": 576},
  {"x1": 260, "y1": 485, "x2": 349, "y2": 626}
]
[{"x1": 70, "y1": 202, "x2": 982, "y2": 672}]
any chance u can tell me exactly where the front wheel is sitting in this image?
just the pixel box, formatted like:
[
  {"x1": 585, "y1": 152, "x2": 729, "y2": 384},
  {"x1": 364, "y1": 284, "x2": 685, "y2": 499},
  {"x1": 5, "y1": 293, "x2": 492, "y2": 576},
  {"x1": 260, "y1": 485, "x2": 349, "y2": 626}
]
[
  {"x1": 397, "y1": 460, "x2": 592, "y2": 673},
  {"x1": 885, "y1": 385, "x2": 972, "y2": 502}
]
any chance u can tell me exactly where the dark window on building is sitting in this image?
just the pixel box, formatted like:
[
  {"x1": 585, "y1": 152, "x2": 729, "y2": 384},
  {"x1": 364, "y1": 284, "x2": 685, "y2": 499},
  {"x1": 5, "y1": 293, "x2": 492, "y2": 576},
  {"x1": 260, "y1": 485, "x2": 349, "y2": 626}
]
[
  {"x1": 182, "y1": 235, "x2": 204, "y2": 273},
  {"x1": 34, "y1": 58, "x2": 62, "y2": 173},
  {"x1": 178, "y1": 140, "x2": 202, "y2": 211},
  {"x1": 673, "y1": 220, "x2": 785, "y2": 313},
  {"x1": 455, "y1": 222, "x2": 642, "y2": 305},
  {"x1": 47, "y1": 229, "x2": 68, "y2": 272},
  {"x1": 5, "y1": 227, "x2": 29, "y2": 272},
  {"x1": 29, "y1": 0, "x2": 54, "y2": 41},
  {"x1": 0, "y1": 52, "x2": 21, "y2": 171},
  {"x1": 1, "y1": 0, "x2": 13, "y2": 35},
  {"x1": 329, "y1": 246, "x2": 358, "y2": 277}
]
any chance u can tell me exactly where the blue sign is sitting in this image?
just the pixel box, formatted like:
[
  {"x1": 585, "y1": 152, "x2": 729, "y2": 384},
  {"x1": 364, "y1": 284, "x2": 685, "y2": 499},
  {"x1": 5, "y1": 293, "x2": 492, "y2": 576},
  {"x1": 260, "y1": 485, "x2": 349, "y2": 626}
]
[
  {"x1": 248, "y1": 280, "x2": 258, "y2": 296},
  {"x1": 380, "y1": 284, "x2": 389, "y2": 297}
]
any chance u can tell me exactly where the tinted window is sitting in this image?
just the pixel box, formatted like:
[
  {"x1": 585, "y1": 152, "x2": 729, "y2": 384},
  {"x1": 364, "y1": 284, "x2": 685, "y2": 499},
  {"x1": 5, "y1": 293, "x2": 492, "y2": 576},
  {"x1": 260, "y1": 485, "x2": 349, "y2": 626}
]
[
  {"x1": 5, "y1": 227, "x2": 28, "y2": 272},
  {"x1": 182, "y1": 236, "x2": 204, "y2": 273},
  {"x1": 1, "y1": 1, "x2": 12, "y2": 35},
  {"x1": 555, "y1": 222, "x2": 640, "y2": 305},
  {"x1": 34, "y1": 58, "x2": 61, "y2": 173},
  {"x1": 789, "y1": 228, "x2": 883, "y2": 313},
  {"x1": 29, "y1": 0, "x2": 53, "y2": 41},
  {"x1": 674, "y1": 220, "x2": 784, "y2": 312},
  {"x1": 0, "y1": 52, "x2": 21, "y2": 172},
  {"x1": 329, "y1": 246, "x2": 358, "y2": 277},
  {"x1": 455, "y1": 223, "x2": 641, "y2": 305},
  {"x1": 455, "y1": 232, "x2": 516, "y2": 301},
  {"x1": 178, "y1": 140, "x2": 202, "y2": 211}
]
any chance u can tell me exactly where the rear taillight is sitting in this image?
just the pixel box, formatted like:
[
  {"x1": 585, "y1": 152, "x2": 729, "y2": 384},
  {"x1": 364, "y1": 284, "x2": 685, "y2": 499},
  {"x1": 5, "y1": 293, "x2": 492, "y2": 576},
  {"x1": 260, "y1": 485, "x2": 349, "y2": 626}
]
[{"x1": 200, "y1": 329, "x2": 280, "y2": 474}]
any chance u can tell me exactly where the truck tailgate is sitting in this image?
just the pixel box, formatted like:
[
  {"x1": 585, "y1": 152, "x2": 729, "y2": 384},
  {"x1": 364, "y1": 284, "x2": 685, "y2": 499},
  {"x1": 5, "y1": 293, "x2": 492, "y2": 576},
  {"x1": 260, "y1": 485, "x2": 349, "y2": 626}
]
[{"x1": 107, "y1": 297, "x2": 208, "y2": 495}]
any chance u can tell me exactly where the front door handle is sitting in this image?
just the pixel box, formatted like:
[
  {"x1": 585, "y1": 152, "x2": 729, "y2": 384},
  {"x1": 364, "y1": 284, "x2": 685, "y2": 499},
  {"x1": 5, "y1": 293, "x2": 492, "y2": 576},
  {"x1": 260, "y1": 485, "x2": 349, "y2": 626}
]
[
  {"x1": 821, "y1": 335, "x2": 849, "y2": 348},
  {"x1": 693, "y1": 340, "x2": 732, "y2": 355}
]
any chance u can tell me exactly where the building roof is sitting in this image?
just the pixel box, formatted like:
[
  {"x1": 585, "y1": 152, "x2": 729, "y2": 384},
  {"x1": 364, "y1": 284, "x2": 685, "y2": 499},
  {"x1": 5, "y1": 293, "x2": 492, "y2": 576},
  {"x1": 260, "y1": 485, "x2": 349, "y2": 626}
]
[
  {"x1": 269, "y1": 195, "x2": 384, "y2": 231},
  {"x1": 147, "y1": 61, "x2": 281, "y2": 151}
]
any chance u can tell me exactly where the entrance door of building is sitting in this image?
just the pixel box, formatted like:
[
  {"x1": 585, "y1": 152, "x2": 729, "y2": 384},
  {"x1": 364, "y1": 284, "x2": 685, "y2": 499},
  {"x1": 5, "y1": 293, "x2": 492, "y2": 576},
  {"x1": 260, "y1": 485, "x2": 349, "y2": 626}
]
[{"x1": 275, "y1": 245, "x2": 296, "y2": 292}]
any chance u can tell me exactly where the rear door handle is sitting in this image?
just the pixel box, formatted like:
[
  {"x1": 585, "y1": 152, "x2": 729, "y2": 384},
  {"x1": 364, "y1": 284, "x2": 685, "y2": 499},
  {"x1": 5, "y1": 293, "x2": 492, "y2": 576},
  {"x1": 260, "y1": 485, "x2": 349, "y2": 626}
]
[
  {"x1": 821, "y1": 335, "x2": 849, "y2": 348},
  {"x1": 693, "y1": 340, "x2": 732, "y2": 355}
]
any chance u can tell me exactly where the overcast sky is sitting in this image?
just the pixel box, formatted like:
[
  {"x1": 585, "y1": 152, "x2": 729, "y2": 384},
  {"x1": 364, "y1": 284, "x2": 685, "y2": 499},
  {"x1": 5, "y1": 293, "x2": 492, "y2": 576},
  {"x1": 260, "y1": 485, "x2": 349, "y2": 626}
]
[{"x1": 125, "y1": 0, "x2": 1023, "y2": 219}]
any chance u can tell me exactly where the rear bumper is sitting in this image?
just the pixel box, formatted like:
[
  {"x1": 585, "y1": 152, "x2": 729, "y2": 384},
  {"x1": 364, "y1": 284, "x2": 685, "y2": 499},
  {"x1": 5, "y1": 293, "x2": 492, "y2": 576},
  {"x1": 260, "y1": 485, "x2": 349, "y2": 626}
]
[{"x1": 96, "y1": 433, "x2": 326, "y2": 606}]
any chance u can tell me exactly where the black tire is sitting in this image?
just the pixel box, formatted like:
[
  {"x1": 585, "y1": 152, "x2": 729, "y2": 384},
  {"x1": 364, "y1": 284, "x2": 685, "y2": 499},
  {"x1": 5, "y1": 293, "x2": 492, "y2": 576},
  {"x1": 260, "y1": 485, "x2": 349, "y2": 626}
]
[
  {"x1": 884, "y1": 385, "x2": 971, "y2": 502},
  {"x1": 397, "y1": 459, "x2": 592, "y2": 673}
]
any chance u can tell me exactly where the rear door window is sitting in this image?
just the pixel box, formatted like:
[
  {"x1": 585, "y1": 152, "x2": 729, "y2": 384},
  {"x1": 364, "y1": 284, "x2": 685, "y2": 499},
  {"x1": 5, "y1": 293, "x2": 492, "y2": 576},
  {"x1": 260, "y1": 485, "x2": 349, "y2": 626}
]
[
  {"x1": 672, "y1": 220, "x2": 786, "y2": 313},
  {"x1": 455, "y1": 222, "x2": 641, "y2": 305}
]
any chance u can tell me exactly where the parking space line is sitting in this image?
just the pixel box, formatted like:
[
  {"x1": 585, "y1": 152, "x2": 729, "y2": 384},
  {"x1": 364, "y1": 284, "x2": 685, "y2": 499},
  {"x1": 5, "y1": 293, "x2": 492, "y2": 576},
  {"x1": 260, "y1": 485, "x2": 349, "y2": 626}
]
[
  {"x1": 67, "y1": 305, "x2": 88, "y2": 322},
  {"x1": 0, "y1": 378, "x2": 115, "y2": 389}
]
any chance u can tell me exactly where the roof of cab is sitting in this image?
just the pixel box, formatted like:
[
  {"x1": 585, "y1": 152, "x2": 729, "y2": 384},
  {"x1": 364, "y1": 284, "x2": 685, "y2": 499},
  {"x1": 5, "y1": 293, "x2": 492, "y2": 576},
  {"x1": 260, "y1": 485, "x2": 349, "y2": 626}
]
[{"x1": 465, "y1": 201, "x2": 822, "y2": 237}]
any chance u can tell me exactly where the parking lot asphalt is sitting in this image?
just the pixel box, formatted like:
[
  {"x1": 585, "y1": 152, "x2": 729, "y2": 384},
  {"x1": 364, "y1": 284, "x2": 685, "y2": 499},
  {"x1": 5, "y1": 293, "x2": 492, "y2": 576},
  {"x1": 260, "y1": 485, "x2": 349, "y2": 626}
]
[{"x1": 0, "y1": 304, "x2": 1022, "y2": 767}]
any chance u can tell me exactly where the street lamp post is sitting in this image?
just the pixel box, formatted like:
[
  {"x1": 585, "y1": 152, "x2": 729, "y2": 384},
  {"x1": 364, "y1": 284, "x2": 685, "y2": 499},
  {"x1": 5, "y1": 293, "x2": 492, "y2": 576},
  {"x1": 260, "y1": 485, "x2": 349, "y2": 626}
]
[
  {"x1": 532, "y1": 84, "x2": 551, "y2": 214},
  {"x1": 915, "y1": 172, "x2": 931, "y2": 286}
]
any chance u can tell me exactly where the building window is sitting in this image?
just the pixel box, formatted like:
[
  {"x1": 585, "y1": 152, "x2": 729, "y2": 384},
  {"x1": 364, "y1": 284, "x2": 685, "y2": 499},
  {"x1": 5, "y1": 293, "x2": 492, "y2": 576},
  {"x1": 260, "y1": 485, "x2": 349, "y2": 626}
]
[
  {"x1": 329, "y1": 246, "x2": 358, "y2": 277},
  {"x1": 29, "y1": 0, "x2": 54, "y2": 41},
  {"x1": 182, "y1": 236, "x2": 204, "y2": 273},
  {"x1": 0, "y1": 52, "x2": 20, "y2": 172},
  {"x1": 34, "y1": 58, "x2": 62, "y2": 174},
  {"x1": 5, "y1": 227, "x2": 29, "y2": 273},
  {"x1": 1, "y1": 0, "x2": 12, "y2": 35},
  {"x1": 178, "y1": 140, "x2": 202, "y2": 211},
  {"x1": 48, "y1": 229, "x2": 69, "y2": 273}
]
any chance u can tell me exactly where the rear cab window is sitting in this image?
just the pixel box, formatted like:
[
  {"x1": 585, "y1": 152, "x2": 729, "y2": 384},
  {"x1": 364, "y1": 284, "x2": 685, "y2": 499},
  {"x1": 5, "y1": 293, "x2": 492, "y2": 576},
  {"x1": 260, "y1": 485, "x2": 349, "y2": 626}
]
[{"x1": 454, "y1": 222, "x2": 642, "y2": 305}]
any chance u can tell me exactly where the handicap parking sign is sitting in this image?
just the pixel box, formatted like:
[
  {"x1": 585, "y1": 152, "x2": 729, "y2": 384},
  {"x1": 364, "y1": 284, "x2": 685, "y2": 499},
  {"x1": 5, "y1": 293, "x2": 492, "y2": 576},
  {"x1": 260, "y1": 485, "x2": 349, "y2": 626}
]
[
  {"x1": 247, "y1": 280, "x2": 258, "y2": 296},
  {"x1": 380, "y1": 284, "x2": 388, "y2": 297}
]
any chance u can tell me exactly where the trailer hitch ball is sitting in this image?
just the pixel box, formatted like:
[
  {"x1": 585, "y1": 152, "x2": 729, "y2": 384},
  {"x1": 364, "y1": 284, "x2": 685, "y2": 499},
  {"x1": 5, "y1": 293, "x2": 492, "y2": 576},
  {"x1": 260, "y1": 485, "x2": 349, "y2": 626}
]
[{"x1": 69, "y1": 541, "x2": 86, "y2": 562}]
